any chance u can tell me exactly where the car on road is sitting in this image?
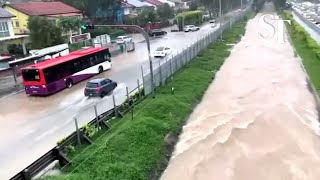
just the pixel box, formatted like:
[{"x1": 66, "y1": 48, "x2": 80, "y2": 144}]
[
  {"x1": 148, "y1": 29, "x2": 167, "y2": 37},
  {"x1": 84, "y1": 78, "x2": 117, "y2": 98},
  {"x1": 153, "y1": 46, "x2": 172, "y2": 58},
  {"x1": 184, "y1": 25, "x2": 200, "y2": 32},
  {"x1": 209, "y1": 19, "x2": 217, "y2": 27},
  {"x1": 115, "y1": 36, "x2": 132, "y2": 44}
]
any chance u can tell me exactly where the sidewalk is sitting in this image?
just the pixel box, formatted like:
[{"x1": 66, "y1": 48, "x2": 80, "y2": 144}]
[{"x1": 0, "y1": 75, "x2": 23, "y2": 99}]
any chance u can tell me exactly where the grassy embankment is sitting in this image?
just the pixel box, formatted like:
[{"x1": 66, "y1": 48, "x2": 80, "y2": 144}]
[
  {"x1": 282, "y1": 11, "x2": 320, "y2": 94},
  {"x1": 47, "y1": 15, "x2": 251, "y2": 180}
]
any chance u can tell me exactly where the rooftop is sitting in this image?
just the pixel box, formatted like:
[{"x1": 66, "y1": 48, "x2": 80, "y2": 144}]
[
  {"x1": 7, "y1": 2, "x2": 81, "y2": 16},
  {"x1": 23, "y1": 47, "x2": 108, "y2": 70},
  {"x1": 126, "y1": 0, "x2": 152, "y2": 7},
  {"x1": 145, "y1": 0, "x2": 164, "y2": 6},
  {"x1": 0, "y1": 7, "x2": 14, "y2": 18}
]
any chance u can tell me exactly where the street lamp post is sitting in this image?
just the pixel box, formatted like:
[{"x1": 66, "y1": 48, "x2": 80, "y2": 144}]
[
  {"x1": 93, "y1": 25, "x2": 155, "y2": 96},
  {"x1": 219, "y1": 0, "x2": 222, "y2": 39}
]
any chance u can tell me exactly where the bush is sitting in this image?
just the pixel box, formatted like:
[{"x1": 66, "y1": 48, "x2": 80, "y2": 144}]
[{"x1": 177, "y1": 10, "x2": 204, "y2": 29}]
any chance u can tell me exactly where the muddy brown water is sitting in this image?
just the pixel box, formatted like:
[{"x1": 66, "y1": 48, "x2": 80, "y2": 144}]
[{"x1": 161, "y1": 3, "x2": 320, "y2": 180}]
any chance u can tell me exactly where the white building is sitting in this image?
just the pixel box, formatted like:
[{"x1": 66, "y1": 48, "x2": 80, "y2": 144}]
[{"x1": 0, "y1": 8, "x2": 15, "y2": 40}]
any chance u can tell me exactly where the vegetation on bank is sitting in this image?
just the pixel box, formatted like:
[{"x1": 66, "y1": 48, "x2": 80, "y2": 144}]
[
  {"x1": 282, "y1": 11, "x2": 320, "y2": 94},
  {"x1": 46, "y1": 14, "x2": 251, "y2": 180}
]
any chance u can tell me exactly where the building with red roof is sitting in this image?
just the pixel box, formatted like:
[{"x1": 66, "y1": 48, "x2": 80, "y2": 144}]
[{"x1": 4, "y1": 1, "x2": 82, "y2": 35}]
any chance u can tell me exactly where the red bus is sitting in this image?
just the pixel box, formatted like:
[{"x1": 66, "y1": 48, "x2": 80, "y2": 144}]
[{"x1": 21, "y1": 47, "x2": 112, "y2": 96}]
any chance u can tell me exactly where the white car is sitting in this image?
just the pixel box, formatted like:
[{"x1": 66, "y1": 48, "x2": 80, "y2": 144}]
[
  {"x1": 153, "y1": 46, "x2": 172, "y2": 58},
  {"x1": 209, "y1": 19, "x2": 216, "y2": 27},
  {"x1": 115, "y1": 36, "x2": 132, "y2": 44},
  {"x1": 184, "y1": 25, "x2": 200, "y2": 32}
]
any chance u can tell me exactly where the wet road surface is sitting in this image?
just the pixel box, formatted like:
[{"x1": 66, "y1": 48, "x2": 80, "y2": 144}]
[
  {"x1": 161, "y1": 3, "x2": 320, "y2": 180},
  {"x1": 0, "y1": 11, "x2": 240, "y2": 179}
]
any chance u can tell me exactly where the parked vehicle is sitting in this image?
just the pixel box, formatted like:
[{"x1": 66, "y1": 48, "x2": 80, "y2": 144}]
[
  {"x1": 184, "y1": 25, "x2": 200, "y2": 32},
  {"x1": 148, "y1": 29, "x2": 167, "y2": 37},
  {"x1": 84, "y1": 78, "x2": 117, "y2": 98},
  {"x1": 21, "y1": 47, "x2": 112, "y2": 96},
  {"x1": 153, "y1": 46, "x2": 172, "y2": 58},
  {"x1": 115, "y1": 36, "x2": 132, "y2": 44}
]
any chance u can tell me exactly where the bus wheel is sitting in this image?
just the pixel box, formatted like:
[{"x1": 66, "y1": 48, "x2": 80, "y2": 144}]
[
  {"x1": 98, "y1": 66, "x2": 103, "y2": 73},
  {"x1": 66, "y1": 79, "x2": 73, "y2": 88}
]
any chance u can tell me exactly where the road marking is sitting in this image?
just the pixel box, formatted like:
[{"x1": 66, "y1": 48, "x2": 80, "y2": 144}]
[
  {"x1": 35, "y1": 127, "x2": 58, "y2": 142},
  {"x1": 21, "y1": 128, "x2": 36, "y2": 136},
  {"x1": 0, "y1": 89, "x2": 25, "y2": 101}
]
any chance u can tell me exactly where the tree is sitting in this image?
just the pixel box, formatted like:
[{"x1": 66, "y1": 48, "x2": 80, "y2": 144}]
[
  {"x1": 138, "y1": 9, "x2": 158, "y2": 25},
  {"x1": 57, "y1": 17, "x2": 81, "y2": 34},
  {"x1": 59, "y1": 0, "x2": 122, "y2": 22},
  {"x1": 157, "y1": 3, "x2": 174, "y2": 22},
  {"x1": 272, "y1": 0, "x2": 286, "y2": 10},
  {"x1": 189, "y1": 1, "x2": 198, "y2": 11},
  {"x1": 28, "y1": 16, "x2": 64, "y2": 49}
]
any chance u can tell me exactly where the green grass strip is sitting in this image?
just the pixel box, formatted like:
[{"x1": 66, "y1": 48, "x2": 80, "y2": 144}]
[
  {"x1": 47, "y1": 16, "x2": 250, "y2": 180},
  {"x1": 282, "y1": 11, "x2": 320, "y2": 94}
]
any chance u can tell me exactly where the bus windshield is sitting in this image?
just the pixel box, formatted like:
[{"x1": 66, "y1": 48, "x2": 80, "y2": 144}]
[{"x1": 22, "y1": 69, "x2": 41, "y2": 82}]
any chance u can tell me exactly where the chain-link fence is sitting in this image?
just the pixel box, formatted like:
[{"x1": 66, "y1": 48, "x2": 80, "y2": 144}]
[{"x1": 142, "y1": 9, "x2": 250, "y2": 95}]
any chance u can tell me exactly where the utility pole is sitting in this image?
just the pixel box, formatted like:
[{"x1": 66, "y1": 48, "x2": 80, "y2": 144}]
[
  {"x1": 241, "y1": 0, "x2": 243, "y2": 10},
  {"x1": 93, "y1": 25, "x2": 155, "y2": 96},
  {"x1": 219, "y1": 0, "x2": 222, "y2": 40}
]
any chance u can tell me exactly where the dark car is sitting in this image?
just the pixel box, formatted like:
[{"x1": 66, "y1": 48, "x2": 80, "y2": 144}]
[
  {"x1": 148, "y1": 29, "x2": 167, "y2": 37},
  {"x1": 84, "y1": 78, "x2": 117, "y2": 98}
]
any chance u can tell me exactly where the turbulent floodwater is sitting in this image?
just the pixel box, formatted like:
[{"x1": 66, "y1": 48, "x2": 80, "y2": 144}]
[{"x1": 161, "y1": 3, "x2": 320, "y2": 180}]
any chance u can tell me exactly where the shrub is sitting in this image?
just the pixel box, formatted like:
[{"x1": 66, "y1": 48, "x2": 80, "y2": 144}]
[{"x1": 177, "y1": 10, "x2": 204, "y2": 29}]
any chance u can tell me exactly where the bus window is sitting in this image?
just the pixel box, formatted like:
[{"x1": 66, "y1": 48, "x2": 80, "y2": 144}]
[{"x1": 22, "y1": 69, "x2": 41, "y2": 82}]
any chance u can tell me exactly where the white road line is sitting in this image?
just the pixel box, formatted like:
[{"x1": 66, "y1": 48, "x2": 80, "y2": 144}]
[
  {"x1": 35, "y1": 127, "x2": 59, "y2": 142},
  {"x1": 0, "y1": 89, "x2": 25, "y2": 101},
  {"x1": 20, "y1": 129, "x2": 36, "y2": 136}
]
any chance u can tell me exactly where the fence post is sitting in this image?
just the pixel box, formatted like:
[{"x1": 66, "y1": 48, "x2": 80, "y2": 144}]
[
  {"x1": 140, "y1": 65, "x2": 144, "y2": 82},
  {"x1": 126, "y1": 86, "x2": 129, "y2": 101},
  {"x1": 159, "y1": 60, "x2": 162, "y2": 86},
  {"x1": 175, "y1": 54, "x2": 179, "y2": 71},
  {"x1": 186, "y1": 44, "x2": 194, "y2": 61},
  {"x1": 74, "y1": 117, "x2": 81, "y2": 145},
  {"x1": 94, "y1": 104, "x2": 99, "y2": 129},
  {"x1": 12, "y1": 65, "x2": 18, "y2": 87},
  {"x1": 22, "y1": 169, "x2": 31, "y2": 180},
  {"x1": 170, "y1": 57, "x2": 173, "y2": 78},
  {"x1": 137, "y1": 79, "x2": 140, "y2": 99},
  {"x1": 113, "y1": 95, "x2": 118, "y2": 117}
]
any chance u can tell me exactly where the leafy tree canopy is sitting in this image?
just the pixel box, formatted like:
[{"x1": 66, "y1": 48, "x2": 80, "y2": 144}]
[
  {"x1": 27, "y1": 16, "x2": 64, "y2": 49},
  {"x1": 57, "y1": 17, "x2": 81, "y2": 33},
  {"x1": 58, "y1": 0, "x2": 122, "y2": 19},
  {"x1": 157, "y1": 3, "x2": 174, "y2": 22}
]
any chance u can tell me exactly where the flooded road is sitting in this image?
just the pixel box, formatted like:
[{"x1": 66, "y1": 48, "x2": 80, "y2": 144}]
[{"x1": 161, "y1": 3, "x2": 320, "y2": 180}]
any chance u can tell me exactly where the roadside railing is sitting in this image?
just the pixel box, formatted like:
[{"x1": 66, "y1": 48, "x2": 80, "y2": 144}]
[{"x1": 10, "y1": 7, "x2": 251, "y2": 180}]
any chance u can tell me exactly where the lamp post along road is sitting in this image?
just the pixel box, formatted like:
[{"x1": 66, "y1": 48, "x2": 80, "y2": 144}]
[
  {"x1": 91, "y1": 24, "x2": 155, "y2": 96},
  {"x1": 219, "y1": 0, "x2": 222, "y2": 39}
]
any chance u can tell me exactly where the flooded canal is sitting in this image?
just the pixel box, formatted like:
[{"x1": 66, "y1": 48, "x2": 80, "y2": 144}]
[{"x1": 161, "y1": 3, "x2": 320, "y2": 180}]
